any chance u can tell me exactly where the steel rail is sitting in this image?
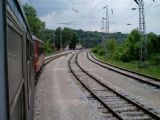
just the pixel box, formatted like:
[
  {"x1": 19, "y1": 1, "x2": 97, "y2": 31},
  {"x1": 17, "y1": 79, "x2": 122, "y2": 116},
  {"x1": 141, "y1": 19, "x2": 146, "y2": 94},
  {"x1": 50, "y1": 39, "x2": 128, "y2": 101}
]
[
  {"x1": 87, "y1": 51, "x2": 160, "y2": 88},
  {"x1": 44, "y1": 52, "x2": 72, "y2": 65},
  {"x1": 75, "y1": 52, "x2": 160, "y2": 120},
  {"x1": 68, "y1": 52, "x2": 124, "y2": 120}
]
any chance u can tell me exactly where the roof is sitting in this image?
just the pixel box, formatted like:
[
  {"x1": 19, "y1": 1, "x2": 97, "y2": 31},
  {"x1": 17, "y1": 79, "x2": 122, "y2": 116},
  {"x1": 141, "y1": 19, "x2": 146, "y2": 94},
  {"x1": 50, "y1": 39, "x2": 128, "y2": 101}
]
[{"x1": 32, "y1": 35, "x2": 43, "y2": 43}]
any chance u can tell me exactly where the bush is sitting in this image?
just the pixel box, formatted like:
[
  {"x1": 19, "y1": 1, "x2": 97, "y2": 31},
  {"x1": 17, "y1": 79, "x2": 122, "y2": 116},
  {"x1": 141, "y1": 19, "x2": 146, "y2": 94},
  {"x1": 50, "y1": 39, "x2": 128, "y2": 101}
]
[
  {"x1": 106, "y1": 38, "x2": 117, "y2": 54},
  {"x1": 150, "y1": 54, "x2": 160, "y2": 65},
  {"x1": 121, "y1": 53, "x2": 131, "y2": 62},
  {"x1": 117, "y1": 29, "x2": 141, "y2": 62},
  {"x1": 98, "y1": 48, "x2": 105, "y2": 56},
  {"x1": 92, "y1": 46, "x2": 101, "y2": 53},
  {"x1": 92, "y1": 48, "x2": 98, "y2": 53},
  {"x1": 153, "y1": 57, "x2": 160, "y2": 65},
  {"x1": 112, "y1": 47, "x2": 123, "y2": 60}
]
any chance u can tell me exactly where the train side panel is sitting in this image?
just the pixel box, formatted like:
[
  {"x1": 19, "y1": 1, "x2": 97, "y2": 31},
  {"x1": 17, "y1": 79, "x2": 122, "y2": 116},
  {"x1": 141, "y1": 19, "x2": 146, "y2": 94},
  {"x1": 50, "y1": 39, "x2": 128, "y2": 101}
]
[
  {"x1": 6, "y1": 0, "x2": 35, "y2": 120},
  {"x1": 0, "y1": 1, "x2": 9, "y2": 120},
  {"x1": 33, "y1": 37, "x2": 45, "y2": 77}
]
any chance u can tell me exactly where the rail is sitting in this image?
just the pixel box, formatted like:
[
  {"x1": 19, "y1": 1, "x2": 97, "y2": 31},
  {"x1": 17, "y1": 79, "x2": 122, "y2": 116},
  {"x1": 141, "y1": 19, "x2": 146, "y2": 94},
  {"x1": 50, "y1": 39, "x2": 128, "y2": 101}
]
[
  {"x1": 68, "y1": 52, "x2": 160, "y2": 119},
  {"x1": 87, "y1": 51, "x2": 160, "y2": 88}
]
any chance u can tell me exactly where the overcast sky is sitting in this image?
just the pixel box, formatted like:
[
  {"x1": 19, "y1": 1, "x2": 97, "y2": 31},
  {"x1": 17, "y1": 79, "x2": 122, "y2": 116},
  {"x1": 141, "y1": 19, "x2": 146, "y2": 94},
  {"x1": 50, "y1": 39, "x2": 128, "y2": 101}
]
[{"x1": 21, "y1": 0, "x2": 160, "y2": 34}]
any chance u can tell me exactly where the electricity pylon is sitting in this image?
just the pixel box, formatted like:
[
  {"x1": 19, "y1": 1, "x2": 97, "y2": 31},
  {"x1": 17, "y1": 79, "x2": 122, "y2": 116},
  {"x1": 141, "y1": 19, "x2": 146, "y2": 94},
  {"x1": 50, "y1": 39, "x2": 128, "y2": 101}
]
[{"x1": 134, "y1": 0, "x2": 148, "y2": 67}]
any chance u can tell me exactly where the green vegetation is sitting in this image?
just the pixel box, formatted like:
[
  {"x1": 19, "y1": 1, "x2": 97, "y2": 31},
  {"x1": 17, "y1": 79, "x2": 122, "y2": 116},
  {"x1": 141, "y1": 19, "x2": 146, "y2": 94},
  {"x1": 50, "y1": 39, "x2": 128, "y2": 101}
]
[
  {"x1": 69, "y1": 32, "x2": 79, "y2": 49},
  {"x1": 44, "y1": 39, "x2": 53, "y2": 54},
  {"x1": 23, "y1": 4, "x2": 160, "y2": 78},
  {"x1": 55, "y1": 27, "x2": 79, "y2": 50},
  {"x1": 93, "y1": 53, "x2": 160, "y2": 79},
  {"x1": 24, "y1": 4, "x2": 46, "y2": 38},
  {"x1": 76, "y1": 30, "x2": 127, "y2": 48},
  {"x1": 24, "y1": 4, "x2": 79, "y2": 54},
  {"x1": 23, "y1": 4, "x2": 127, "y2": 53},
  {"x1": 24, "y1": 4, "x2": 53, "y2": 54},
  {"x1": 92, "y1": 29, "x2": 160, "y2": 79}
]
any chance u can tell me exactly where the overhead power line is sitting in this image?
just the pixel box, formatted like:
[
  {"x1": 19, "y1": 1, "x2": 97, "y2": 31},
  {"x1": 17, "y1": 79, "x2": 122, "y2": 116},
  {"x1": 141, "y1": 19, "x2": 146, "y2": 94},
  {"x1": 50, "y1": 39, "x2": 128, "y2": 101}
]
[{"x1": 121, "y1": 2, "x2": 160, "y2": 25}]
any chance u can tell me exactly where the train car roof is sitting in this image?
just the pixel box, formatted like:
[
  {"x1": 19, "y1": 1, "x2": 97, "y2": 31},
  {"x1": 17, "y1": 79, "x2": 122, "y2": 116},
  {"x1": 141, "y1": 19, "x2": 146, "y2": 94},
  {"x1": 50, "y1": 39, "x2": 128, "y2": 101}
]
[{"x1": 32, "y1": 35, "x2": 44, "y2": 43}]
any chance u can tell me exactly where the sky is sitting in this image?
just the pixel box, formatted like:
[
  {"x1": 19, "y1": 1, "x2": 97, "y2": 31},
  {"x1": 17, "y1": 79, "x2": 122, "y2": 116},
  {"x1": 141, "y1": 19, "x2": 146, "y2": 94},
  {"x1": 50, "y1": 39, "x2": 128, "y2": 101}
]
[{"x1": 21, "y1": 0, "x2": 160, "y2": 34}]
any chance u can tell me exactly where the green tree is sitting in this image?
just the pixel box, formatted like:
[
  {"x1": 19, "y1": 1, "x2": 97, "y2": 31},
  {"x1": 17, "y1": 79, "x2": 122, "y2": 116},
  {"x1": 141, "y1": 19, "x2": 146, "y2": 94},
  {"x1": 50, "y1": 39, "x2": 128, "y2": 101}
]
[
  {"x1": 55, "y1": 27, "x2": 62, "y2": 50},
  {"x1": 23, "y1": 4, "x2": 46, "y2": 38},
  {"x1": 44, "y1": 39, "x2": 52, "y2": 54},
  {"x1": 147, "y1": 33, "x2": 160, "y2": 53},
  {"x1": 121, "y1": 29, "x2": 141, "y2": 62},
  {"x1": 69, "y1": 32, "x2": 79, "y2": 49},
  {"x1": 62, "y1": 28, "x2": 73, "y2": 49},
  {"x1": 106, "y1": 38, "x2": 117, "y2": 55}
]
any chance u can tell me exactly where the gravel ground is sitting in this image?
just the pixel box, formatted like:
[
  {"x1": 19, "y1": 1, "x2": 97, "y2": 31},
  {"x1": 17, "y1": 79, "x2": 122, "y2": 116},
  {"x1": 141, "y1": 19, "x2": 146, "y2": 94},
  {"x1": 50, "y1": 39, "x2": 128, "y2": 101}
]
[
  {"x1": 78, "y1": 51, "x2": 160, "y2": 114},
  {"x1": 34, "y1": 53, "x2": 108, "y2": 120}
]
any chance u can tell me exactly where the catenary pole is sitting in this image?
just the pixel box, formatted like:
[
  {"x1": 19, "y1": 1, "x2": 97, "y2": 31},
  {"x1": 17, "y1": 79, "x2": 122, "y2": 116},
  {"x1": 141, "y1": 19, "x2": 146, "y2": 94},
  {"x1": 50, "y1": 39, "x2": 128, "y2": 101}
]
[{"x1": 134, "y1": 0, "x2": 147, "y2": 67}]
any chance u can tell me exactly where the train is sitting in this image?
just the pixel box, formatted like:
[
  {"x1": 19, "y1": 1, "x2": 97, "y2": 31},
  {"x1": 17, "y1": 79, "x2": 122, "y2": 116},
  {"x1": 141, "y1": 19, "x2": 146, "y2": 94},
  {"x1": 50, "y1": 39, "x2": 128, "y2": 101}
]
[
  {"x1": 0, "y1": 0, "x2": 44, "y2": 120},
  {"x1": 33, "y1": 35, "x2": 45, "y2": 79}
]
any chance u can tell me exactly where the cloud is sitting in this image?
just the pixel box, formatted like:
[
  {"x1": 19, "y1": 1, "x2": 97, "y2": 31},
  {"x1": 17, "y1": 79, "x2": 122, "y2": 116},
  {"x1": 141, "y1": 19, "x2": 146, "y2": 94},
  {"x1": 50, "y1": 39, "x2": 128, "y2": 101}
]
[{"x1": 22, "y1": 0, "x2": 160, "y2": 34}]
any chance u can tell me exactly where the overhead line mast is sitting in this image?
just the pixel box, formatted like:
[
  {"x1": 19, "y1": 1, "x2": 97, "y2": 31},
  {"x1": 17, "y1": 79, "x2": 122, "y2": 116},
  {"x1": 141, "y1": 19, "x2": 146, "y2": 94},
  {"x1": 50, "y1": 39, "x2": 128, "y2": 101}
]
[
  {"x1": 101, "y1": 19, "x2": 105, "y2": 47},
  {"x1": 103, "y1": 5, "x2": 109, "y2": 57},
  {"x1": 134, "y1": 0, "x2": 148, "y2": 67}
]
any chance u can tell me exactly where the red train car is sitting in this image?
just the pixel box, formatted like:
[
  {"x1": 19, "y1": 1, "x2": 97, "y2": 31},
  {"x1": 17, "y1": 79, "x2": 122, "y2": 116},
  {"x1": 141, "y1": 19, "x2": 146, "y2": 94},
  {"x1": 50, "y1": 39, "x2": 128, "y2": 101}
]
[{"x1": 32, "y1": 35, "x2": 45, "y2": 77}]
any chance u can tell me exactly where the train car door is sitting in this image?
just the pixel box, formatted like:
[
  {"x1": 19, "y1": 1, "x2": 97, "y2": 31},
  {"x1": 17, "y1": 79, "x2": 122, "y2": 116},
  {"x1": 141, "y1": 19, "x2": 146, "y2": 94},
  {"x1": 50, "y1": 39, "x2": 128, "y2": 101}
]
[{"x1": 26, "y1": 35, "x2": 35, "y2": 120}]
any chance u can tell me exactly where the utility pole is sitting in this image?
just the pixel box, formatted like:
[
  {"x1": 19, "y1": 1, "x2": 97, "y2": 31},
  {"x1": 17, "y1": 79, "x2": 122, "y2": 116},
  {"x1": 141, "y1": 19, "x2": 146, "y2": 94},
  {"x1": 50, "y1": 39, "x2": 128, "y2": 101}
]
[
  {"x1": 106, "y1": 5, "x2": 109, "y2": 34},
  {"x1": 101, "y1": 19, "x2": 105, "y2": 48},
  {"x1": 53, "y1": 31, "x2": 55, "y2": 51},
  {"x1": 60, "y1": 30, "x2": 63, "y2": 50},
  {"x1": 103, "y1": 5, "x2": 110, "y2": 57},
  {"x1": 134, "y1": 0, "x2": 147, "y2": 67}
]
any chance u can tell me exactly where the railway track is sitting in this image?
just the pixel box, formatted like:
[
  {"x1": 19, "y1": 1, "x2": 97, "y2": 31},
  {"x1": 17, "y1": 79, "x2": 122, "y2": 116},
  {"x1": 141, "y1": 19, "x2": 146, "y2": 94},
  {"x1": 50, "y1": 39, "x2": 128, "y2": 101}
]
[
  {"x1": 44, "y1": 52, "x2": 72, "y2": 65},
  {"x1": 87, "y1": 51, "x2": 160, "y2": 89},
  {"x1": 68, "y1": 52, "x2": 160, "y2": 120}
]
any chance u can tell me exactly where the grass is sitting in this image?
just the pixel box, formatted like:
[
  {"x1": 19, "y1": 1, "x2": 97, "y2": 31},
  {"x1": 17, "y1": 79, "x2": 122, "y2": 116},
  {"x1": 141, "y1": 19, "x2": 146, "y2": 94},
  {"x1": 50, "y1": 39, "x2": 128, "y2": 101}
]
[{"x1": 93, "y1": 53, "x2": 160, "y2": 80}]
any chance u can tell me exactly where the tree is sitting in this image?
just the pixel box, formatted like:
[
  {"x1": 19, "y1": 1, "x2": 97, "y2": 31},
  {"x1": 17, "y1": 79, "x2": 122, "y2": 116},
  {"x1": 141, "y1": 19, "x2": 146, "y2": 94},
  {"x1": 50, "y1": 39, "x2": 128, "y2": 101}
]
[
  {"x1": 120, "y1": 29, "x2": 141, "y2": 61},
  {"x1": 106, "y1": 38, "x2": 117, "y2": 55},
  {"x1": 55, "y1": 27, "x2": 62, "y2": 50},
  {"x1": 62, "y1": 28, "x2": 73, "y2": 49},
  {"x1": 147, "y1": 33, "x2": 160, "y2": 53},
  {"x1": 75, "y1": 29, "x2": 127, "y2": 48},
  {"x1": 44, "y1": 39, "x2": 52, "y2": 54},
  {"x1": 23, "y1": 4, "x2": 46, "y2": 38},
  {"x1": 69, "y1": 32, "x2": 79, "y2": 49}
]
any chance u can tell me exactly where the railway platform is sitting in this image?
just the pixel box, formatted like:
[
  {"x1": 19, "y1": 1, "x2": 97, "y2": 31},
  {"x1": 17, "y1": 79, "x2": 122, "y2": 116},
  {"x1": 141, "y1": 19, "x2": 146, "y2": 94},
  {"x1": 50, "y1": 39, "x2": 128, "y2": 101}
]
[{"x1": 34, "y1": 53, "x2": 103, "y2": 120}]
